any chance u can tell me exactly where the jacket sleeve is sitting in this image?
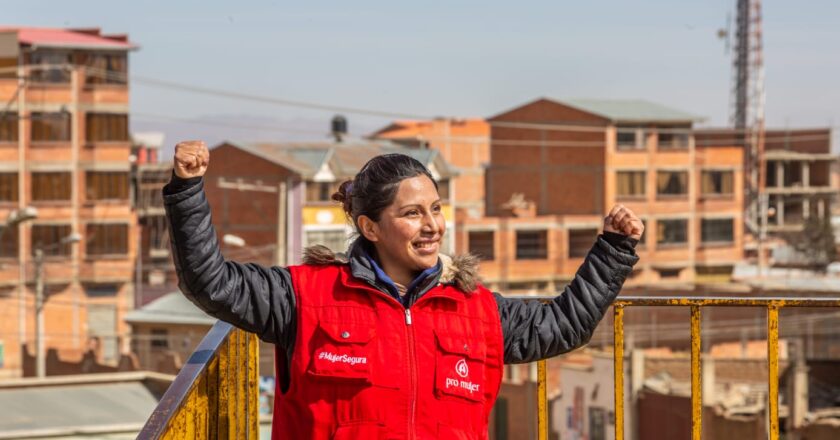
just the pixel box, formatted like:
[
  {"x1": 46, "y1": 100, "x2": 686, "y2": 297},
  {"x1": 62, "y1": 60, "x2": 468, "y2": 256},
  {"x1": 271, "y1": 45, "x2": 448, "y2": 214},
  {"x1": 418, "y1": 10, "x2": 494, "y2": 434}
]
[
  {"x1": 163, "y1": 176, "x2": 296, "y2": 348},
  {"x1": 495, "y1": 233, "x2": 639, "y2": 364}
]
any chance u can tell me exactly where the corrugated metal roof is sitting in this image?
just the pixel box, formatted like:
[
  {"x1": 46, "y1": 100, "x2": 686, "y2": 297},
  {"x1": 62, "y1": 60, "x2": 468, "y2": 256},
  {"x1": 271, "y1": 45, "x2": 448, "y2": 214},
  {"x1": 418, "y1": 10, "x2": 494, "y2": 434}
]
[
  {"x1": 563, "y1": 99, "x2": 703, "y2": 123},
  {"x1": 0, "y1": 382, "x2": 157, "y2": 438},
  {"x1": 124, "y1": 292, "x2": 216, "y2": 326},
  {"x1": 0, "y1": 27, "x2": 137, "y2": 50}
]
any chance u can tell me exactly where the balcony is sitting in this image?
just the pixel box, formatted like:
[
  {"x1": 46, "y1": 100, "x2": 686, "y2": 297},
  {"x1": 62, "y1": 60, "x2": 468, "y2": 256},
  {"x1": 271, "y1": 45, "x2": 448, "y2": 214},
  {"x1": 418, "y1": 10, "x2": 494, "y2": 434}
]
[{"x1": 139, "y1": 295, "x2": 840, "y2": 440}]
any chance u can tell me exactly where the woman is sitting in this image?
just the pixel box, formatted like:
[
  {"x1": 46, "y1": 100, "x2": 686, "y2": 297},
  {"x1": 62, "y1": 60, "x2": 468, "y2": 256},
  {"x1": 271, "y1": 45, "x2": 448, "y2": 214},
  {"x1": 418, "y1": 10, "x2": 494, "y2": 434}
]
[{"x1": 165, "y1": 140, "x2": 642, "y2": 439}]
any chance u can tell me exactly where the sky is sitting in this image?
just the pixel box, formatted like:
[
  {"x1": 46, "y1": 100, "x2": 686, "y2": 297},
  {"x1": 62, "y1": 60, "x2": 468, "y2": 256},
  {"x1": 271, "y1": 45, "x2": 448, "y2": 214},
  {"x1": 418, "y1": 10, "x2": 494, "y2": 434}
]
[{"x1": 6, "y1": 0, "x2": 840, "y2": 156}]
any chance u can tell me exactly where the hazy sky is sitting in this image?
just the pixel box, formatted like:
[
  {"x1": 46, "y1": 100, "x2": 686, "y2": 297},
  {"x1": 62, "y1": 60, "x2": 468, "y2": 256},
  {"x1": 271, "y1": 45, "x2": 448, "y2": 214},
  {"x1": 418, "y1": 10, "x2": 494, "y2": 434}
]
[{"x1": 6, "y1": 1, "x2": 840, "y2": 153}]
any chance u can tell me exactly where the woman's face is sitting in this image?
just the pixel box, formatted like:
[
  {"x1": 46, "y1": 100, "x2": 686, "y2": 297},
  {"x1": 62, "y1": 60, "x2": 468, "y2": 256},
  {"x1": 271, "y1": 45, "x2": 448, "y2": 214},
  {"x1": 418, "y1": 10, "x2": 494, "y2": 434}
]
[{"x1": 362, "y1": 175, "x2": 446, "y2": 282}]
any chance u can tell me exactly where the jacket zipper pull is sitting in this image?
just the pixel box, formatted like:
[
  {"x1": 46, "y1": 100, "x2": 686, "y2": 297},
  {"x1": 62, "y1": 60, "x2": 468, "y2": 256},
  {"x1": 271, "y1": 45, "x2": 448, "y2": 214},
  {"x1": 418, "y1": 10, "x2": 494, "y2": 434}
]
[{"x1": 405, "y1": 309, "x2": 412, "y2": 325}]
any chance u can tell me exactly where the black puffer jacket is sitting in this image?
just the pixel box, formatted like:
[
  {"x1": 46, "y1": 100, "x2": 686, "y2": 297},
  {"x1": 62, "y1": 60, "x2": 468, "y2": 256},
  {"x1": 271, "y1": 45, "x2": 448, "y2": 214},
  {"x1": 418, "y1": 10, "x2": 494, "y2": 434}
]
[{"x1": 164, "y1": 176, "x2": 639, "y2": 377}]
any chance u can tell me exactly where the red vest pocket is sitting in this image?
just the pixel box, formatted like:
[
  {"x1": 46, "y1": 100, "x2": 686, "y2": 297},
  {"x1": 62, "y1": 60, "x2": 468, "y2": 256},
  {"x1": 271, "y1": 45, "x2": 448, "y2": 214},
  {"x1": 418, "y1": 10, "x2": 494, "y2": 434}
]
[
  {"x1": 309, "y1": 320, "x2": 376, "y2": 382},
  {"x1": 434, "y1": 331, "x2": 487, "y2": 403},
  {"x1": 332, "y1": 422, "x2": 386, "y2": 440}
]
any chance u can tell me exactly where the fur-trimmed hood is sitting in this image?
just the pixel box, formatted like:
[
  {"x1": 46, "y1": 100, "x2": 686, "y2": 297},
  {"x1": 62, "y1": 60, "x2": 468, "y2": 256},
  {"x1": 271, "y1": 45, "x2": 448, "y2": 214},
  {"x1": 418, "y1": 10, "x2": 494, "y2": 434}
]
[{"x1": 302, "y1": 244, "x2": 480, "y2": 293}]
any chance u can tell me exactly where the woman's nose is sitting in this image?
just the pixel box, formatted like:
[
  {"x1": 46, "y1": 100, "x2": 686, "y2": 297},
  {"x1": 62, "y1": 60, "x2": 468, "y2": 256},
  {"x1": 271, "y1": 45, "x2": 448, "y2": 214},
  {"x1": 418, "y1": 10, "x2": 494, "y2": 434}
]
[{"x1": 422, "y1": 212, "x2": 441, "y2": 233}]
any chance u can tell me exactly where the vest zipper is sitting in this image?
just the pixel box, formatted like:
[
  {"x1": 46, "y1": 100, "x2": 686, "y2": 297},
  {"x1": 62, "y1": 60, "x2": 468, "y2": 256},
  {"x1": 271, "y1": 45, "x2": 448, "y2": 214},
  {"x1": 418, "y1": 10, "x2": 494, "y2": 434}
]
[{"x1": 405, "y1": 308, "x2": 418, "y2": 440}]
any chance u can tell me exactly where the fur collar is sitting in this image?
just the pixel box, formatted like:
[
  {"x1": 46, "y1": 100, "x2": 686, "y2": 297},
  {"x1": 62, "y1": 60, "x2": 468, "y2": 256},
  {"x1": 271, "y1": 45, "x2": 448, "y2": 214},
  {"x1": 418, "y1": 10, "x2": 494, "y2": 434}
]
[{"x1": 302, "y1": 244, "x2": 479, "y2": 293}]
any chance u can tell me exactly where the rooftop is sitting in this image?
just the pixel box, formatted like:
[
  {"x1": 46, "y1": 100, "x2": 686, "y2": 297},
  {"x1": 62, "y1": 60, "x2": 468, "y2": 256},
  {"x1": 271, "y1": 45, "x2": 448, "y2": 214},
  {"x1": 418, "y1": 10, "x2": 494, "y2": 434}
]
[
  {"x1": 0, "y1": 27, "x2": 136, "y2": 50},
  {"x1": 124, "y1": 292, "x2": 216, "y2": 326},
  {"x1": 221, "y1": 139, "x2": 455, "y2": 180},
  {"x1": 563, "y1": 98, "x2": 704, "y2": 124},
  {"x1": 0, "y1": 372, "x2": 172, "y2": 439}
]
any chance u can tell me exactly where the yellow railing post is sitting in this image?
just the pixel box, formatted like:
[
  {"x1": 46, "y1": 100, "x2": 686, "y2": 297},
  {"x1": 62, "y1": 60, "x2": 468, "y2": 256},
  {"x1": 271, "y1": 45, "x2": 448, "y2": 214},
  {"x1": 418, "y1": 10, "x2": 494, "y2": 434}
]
[
  {"x1": 767, "y1": 305, "x2": 780, "y2": 440},
  {"x1": 690, "y1": 305, "x2": 702, "y2": 440},
  {"x1": 614, "y1": 305, "x2": 625, "y2": 440},
  {"x1": 137, "y1": 322, "x2": 259, "y2": 440},
  {"x1": 537, "y1": 359, "x2": 548, "y2": 440}
]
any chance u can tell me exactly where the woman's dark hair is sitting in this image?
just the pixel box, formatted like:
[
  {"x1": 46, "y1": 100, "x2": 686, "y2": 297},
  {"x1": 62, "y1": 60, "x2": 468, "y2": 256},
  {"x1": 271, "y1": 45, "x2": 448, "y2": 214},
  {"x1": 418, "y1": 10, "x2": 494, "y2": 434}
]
[{"x1": 332, "y1": 153, "x2": 438, "y2": 233}]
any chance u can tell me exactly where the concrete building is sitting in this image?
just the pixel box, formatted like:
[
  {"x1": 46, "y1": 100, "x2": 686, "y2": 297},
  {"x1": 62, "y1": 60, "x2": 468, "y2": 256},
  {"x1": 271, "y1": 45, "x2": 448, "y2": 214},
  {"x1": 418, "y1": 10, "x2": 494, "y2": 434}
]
[
  {"x1": 203, "y1": 138, "x2": 457, "y2": 266},
  {"x1": 124, "y1": 292, "x2": 215, "y2": 374},
  {"x1": 461, "y1": 98, "x2": 743, "y2": 292},
  {"x1": 0, "y1": 27, "x2": 138, "y2": 378},
  {"x1": 130, "y1": 132, "x2": 175, "y2": 305}
]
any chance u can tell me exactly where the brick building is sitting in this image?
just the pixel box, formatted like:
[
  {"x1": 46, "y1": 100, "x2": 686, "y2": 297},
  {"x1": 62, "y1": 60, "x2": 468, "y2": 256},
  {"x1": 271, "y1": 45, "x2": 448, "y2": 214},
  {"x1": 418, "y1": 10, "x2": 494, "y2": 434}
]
[
  {"x1": 0, "y1": 28, "x2": 138, "y2": 377},
  {"x1": 450, "y1": 98, "x2": 743, "y2": 291}
]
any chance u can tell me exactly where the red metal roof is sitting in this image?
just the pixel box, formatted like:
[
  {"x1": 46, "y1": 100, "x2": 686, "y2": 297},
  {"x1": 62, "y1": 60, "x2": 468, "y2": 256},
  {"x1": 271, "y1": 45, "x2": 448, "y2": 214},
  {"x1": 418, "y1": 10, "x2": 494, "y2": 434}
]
[{"x1": 0, "y1": 27, "x2": 136, "y2": 50}]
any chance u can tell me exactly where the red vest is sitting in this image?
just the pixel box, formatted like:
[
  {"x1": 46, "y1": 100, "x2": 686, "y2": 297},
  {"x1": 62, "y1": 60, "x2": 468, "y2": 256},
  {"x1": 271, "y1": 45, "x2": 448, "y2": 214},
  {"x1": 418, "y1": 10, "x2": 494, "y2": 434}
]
[{"x1": 272, "y1": 263, "x2": 504, "y2": 439}]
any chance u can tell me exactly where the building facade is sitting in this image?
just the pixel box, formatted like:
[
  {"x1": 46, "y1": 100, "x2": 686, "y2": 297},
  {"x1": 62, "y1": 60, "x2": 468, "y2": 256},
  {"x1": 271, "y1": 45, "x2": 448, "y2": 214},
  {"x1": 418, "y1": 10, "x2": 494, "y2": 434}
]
[
  {"x1": 0, "y1": 27, "x2": 137, "y2": 377},
  {"x1": 451, "y1": 98, "x2": 743, "y2": 291}
]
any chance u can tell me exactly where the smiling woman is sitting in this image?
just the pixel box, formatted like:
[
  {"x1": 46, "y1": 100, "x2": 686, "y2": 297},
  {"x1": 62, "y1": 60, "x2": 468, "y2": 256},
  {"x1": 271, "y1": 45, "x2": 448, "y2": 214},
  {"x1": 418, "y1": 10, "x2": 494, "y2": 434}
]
[
  {"x1": 164, "y1": 141, "x2": 643, "y2": 439},
  {"x1": 332, "y1": 154, "x2": 445, "y2": 289}
]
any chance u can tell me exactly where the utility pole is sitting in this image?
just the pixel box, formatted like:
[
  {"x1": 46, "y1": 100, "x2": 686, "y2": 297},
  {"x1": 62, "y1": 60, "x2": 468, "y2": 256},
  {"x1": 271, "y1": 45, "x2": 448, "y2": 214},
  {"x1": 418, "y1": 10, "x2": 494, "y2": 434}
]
[{"x1": 34, "y1": 248, "x2": 45, "y2": 378}]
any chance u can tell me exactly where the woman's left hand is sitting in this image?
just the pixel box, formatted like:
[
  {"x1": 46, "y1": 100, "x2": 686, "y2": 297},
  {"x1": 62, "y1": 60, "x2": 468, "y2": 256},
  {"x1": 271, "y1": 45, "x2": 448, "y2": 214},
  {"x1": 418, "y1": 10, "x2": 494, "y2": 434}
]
[{"x1": 603, "y1": 204, "x2": 644, "y2": 240}]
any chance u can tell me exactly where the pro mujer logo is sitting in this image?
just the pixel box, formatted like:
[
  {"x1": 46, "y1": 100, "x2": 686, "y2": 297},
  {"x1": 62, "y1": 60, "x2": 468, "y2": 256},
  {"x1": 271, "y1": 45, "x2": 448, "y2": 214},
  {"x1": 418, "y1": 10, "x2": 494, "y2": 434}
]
[{"x1": 455, "y1": 358, "x2": 469, "y2": 378}]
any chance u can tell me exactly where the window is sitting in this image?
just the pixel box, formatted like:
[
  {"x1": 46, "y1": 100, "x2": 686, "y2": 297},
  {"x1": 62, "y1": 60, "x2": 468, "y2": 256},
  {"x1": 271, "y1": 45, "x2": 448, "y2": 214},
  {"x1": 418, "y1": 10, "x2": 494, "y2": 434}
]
[
  {"x1": 31, "y1": 224, "x2": 72, "y2": 257},
  {"x1": 656, "y1": 171, "x2": 688, "y2": 197},
  {"x1": 304, "y1": 229, "x2": 348, "y2": 253},
  {"x1": 516, "y1": 230, "x2": 548, "y2": 260},
  {"x1": 468, "y1": 231, "x2": 494, "y2": 260},
  {"x1": 32, "y1": 172, "x2": 71, "y2": 201},
  {"x1": 589, "y1": 407, "x2": 606, "y2": 440},
  {"x1": 568, "y1": 228, "x2": 598, "y2": 258},
  {"x1": 0, "y1": 225, "x2": 18, "y2": 259},
  {"x1": 638, "y1": 219, "x2": 648, "y2": 247},
  {"x1": 85, "y1": 113, "x2": 129, "y2": 142},
  {"x1": 657, "y1": 131, "x2": 690, "y2": 149},
  {"x1": 701, "y1": 218, "x2": 734, "y2": 244},
  {"x1": 29, "y1": 51, "x2": 72, "y2": 83},
  {"x1": 696, "y1": 265, "x2": 733, "y2": 278},
  {"x1": 86, "y1": 171, "x2": 129, "y2": 200},
  {"x1": 701, "y1": 170, "x2": 734, "y2": 196},
  {"x1": 84, "y1": 53, "x2": 128, "y2": 85},
  {"x1": 150, "y1": 329, "x2": 169, "y2": 349},
  {"x1": 0, "y1": 173, "x2": 17, "y2": 202},
  {"x1": 84, "y1": 284, "x2": 119, "y2": 297},
  {"x1": 86, "y1": 223, "x2": 129, "y2": 256},
  {"x1": 0, "y1": 112, "x2": 18, "y2": 141},
  {"x1": 657, "y1": 219, "x2": 688, "y2": 246},
  {"x1": 31, "y1": 112, "x2": 71, "y2": 141},
  {"x1": 305, "y1": 182, "x2": 338, "y2": 202},
  {"x1": 616, "y1": 127, "x2": 641, "y2": 149},
  {"x1": 437, "y1": 179, "x2": 450, "y2": 202},
  {"x1": 616, "y1": 171, "x2": 646, "y2": 198},
  {"x1": 656, "y1": 268, "x2": 682, "y2": 279}
]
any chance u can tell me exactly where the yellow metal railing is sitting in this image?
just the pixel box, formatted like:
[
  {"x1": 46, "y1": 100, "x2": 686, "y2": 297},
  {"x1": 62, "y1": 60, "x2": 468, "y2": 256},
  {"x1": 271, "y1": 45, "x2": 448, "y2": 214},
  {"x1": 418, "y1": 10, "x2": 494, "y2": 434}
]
[
  {"x1": 533, "y1": 295, "x2": 840, "y2": 440},
  {"x1": 137, "y1": 321, "x2": 259, "y2": 439}
]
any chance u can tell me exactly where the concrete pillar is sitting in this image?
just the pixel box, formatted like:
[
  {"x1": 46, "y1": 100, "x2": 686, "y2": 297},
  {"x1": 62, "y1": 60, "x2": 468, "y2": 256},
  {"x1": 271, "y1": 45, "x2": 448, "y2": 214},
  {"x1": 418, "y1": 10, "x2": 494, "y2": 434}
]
[
  {"x1": 818, "y1": 199, "x2": 826, "y2": 219},
  {"x1": 776, "y1": 161, "x2": 784, "y2": 188},
  {"x1": 787, "y1": 340, "x2": 809, "y2": 432},
  {"x1": 702, "y1": 356, "x2": 716, "y2": 407},
  {"x1": 802, "y1": 161, "x2": 810, "y2": 187},
  {"x1": 631, "y1": 349, "x2": 645, "y2": 399},
  {"x1": 777, "y1": 198, "x2": 785, "y2": 226}
]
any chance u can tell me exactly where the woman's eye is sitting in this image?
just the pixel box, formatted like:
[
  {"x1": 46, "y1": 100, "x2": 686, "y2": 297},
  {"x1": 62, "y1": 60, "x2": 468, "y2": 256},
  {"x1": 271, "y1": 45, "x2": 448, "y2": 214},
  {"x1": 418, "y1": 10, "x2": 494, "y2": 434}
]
[
  {"x1": 405, "y1": 210, "x2": 419, "y2": 217},
  {"x1": 432, "y1": 205, "x2": 442, "y2": 213}
]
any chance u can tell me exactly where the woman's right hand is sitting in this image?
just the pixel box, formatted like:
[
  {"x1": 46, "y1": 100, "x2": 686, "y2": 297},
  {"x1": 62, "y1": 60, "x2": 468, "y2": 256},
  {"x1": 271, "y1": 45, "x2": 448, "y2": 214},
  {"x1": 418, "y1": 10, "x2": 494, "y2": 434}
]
[{"x1": 174, "y1": 140, "x2": 210, "y2": 178}]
